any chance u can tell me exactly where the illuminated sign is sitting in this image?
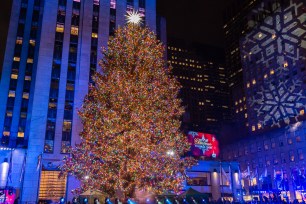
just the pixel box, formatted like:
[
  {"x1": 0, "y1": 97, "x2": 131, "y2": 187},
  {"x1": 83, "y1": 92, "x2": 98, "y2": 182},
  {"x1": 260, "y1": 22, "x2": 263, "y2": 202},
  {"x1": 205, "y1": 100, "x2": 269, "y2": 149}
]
[{"x1": 187, "y1": 131, "x2": 219, "y2": 158}]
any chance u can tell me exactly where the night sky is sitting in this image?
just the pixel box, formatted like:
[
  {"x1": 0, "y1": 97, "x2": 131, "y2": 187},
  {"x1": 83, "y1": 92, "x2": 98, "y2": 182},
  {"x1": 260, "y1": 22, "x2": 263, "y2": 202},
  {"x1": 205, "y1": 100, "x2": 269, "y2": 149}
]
[
  {"x1": 0, "y1": 0, "x2": 231, "y2": 72},
  {"x1": 157, "y1": 0, "x2": 230, "y2": 48}
]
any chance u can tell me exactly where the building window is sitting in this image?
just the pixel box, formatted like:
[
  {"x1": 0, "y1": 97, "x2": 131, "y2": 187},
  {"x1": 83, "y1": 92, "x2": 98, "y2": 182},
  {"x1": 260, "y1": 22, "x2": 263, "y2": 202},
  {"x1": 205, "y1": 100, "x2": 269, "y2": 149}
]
[
  {"x1": 298, "y1": 149, "x2": 304, "y2": 160},
  {"x1": 287, "y1": 138, "x2": 293, "y2": 145},
  {"x1": 271, "y1": 138, "x2": 275, "y2": 148},
  {"x1": 264, "y1": 140, "x2": 269, "y2": 150},
  {"x1": 266, "y1": 156, "x2": 271, "y2": 166},
  {"x1": 56, "y1": 24, "x2": 64, "y2": 33},
  {"x1": 39, "y1": 171, "x2": 67, "y2": 200},
  {"x1": 289, "y1": 150, "x2": 295, "y2": 162},
  {"x1": 296, "y1": 136, "x2": 301, "y2": 142}
]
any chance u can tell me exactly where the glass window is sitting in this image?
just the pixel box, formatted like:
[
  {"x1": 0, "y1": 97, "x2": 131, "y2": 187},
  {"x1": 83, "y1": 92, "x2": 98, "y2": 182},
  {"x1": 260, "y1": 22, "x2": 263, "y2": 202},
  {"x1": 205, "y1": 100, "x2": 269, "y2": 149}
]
[
  {"x1": 298, "y1": 149, "x2": 304, "y2": 160},
  {"x1": 289, "y1": 150, "x2": 295, "y2": 162}
]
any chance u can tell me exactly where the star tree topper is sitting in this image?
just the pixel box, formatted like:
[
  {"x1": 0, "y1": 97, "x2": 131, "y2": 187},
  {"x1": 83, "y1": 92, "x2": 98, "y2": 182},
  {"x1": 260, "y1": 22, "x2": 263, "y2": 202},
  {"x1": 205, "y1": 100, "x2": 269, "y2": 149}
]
[{"x1": 126, "y1": 10, "x2": 142, "y2": 25}]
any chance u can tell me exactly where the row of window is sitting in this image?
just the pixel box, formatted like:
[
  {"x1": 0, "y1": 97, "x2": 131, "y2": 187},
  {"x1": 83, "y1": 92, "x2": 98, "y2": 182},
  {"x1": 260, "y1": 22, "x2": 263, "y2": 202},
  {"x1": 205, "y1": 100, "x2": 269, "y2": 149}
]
[
  {"x1": 44, "y1": 0, "x2": 68, "y2": 153},
  {"x1": 225, "y1": 133, "x2": 306, "y2": 162},
  {"x1": 2, "y1": 0, "x2": 42, "y2": 146}
]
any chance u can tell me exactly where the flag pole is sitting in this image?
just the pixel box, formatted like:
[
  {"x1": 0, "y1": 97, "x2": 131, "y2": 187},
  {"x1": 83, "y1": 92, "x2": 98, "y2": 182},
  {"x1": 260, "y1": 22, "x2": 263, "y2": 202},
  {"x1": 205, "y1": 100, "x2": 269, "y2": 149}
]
[{"x1": 220, "y1": 161, "x2": 223, "y2": 202}]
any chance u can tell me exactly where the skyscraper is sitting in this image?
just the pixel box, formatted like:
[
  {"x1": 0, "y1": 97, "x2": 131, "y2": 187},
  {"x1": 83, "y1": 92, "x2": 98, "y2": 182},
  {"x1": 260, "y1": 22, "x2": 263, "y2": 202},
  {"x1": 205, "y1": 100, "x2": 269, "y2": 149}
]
[
  {"x1": 167, "y1": 39, "x2": 230, "y2": 134},
  {"x1": 0, "y1": 0, "x2": 156, "y2": 202},
  {"x1": 222, "y1": 0, "x2": 306, "y2": 200},
  {"x1": 223, "y1": 0, "x2": 260, "y2": 137},
  {"x1": 240, "y1": 0, "x2": 306, "y2": 133}
]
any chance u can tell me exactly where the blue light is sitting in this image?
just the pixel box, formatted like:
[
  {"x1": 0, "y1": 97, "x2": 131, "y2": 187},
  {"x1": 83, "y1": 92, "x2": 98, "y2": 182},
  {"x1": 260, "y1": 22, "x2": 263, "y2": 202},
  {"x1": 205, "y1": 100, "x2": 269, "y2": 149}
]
[
  {"x1": 84, "y1": 198, "x2": 88, "y2": 203},
  {"x1": 146, "y1": 198, "x2": 150, "y2": 202}
]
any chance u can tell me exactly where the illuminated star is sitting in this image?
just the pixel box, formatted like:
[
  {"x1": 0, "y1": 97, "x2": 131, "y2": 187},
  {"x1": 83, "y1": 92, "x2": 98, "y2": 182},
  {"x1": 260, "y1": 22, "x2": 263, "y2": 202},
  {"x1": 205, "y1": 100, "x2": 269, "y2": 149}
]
[{"x1": 126, "y1": 10, "x2": 142, "y2": 25}]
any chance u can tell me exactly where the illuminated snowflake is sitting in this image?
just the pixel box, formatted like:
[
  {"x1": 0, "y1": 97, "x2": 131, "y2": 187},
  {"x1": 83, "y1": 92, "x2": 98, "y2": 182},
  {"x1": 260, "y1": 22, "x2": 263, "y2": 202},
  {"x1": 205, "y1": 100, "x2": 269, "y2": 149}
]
[
  {"x1": 194, "y1": 136, "x2": 212, "y2": 153},
  {"x1": 249, "y1": 79, "x2": 306, "y2": 127}
]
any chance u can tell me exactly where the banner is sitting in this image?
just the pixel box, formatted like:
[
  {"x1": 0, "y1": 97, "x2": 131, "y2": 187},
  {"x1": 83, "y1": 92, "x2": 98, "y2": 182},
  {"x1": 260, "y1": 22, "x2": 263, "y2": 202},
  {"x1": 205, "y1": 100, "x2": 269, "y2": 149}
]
[{"x1": 187, "y1": 131, "x2": 219, "y2": 158}]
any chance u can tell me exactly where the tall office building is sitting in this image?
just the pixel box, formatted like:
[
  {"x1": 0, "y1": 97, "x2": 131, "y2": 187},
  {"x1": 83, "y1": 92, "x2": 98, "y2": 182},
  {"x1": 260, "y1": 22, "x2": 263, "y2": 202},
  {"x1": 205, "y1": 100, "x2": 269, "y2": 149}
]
[
  {"x1": 0, "y1": 0, "x2": 156, "y2": 202},
  {"x1": 167, "y1": 39, "x2": 230, "y2": 134},
  {"x1": 222, "y1": 0, "x2": 306, "y2": 201},
  {"x1": 223, "y1": 0, "x2": 261, "y2": 137}
]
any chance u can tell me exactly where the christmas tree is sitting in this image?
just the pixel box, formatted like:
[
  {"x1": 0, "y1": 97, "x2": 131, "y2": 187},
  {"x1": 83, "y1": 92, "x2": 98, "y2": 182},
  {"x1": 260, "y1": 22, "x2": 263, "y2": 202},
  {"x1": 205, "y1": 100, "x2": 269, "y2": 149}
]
[{"x1": 61, "y1": 17, "x2": 195, "y2": 198}]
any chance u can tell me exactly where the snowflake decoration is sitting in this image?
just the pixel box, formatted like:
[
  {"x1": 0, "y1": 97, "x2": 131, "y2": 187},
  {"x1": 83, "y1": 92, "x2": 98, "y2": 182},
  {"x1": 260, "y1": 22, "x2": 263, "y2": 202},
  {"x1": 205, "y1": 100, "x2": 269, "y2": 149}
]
[
  {"x1": 194, "y1": 136, "x2": 212, "y2": 153},
  {"x1": 249, "y1": 79, "x2": 306, "y2": 127}
]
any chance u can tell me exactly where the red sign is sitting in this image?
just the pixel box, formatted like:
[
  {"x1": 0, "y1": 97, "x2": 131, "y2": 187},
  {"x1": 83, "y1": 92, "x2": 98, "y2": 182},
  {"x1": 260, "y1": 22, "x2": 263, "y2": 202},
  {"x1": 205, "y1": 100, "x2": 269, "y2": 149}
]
[
  {"x1": 0, "y1": 189, "x2": 16, "y2": 204},
  {"x1": 187, "y1": 131, "x2": 219, "y2": 158}
]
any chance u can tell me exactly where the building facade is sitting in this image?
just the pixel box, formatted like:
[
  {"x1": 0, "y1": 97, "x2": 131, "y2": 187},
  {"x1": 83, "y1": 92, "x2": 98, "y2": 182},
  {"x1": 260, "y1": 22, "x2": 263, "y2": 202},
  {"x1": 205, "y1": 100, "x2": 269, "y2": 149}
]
[
  {"x1": 0, "y1": 0, "x2": 156, "y2": 203},
  {"x1": 167, "y1": 39, "x2": 230, "y2": 134},
  {"x1": 185, "y1": 160, "x2": 241, "y2": 202},
  {"x1": 222, "y1": 0, "x2": 306, "y2": 201},
  {"x1": 223, "y1": 0, "x2": 261, "y2": 137}
]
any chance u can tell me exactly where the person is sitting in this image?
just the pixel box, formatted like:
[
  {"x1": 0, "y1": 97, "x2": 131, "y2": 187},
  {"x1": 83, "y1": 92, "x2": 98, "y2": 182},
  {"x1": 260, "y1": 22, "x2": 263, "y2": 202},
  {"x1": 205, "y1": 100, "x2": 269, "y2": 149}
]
[{"x1": 94, "y1": 198, "x2": 100, "y2": 204}]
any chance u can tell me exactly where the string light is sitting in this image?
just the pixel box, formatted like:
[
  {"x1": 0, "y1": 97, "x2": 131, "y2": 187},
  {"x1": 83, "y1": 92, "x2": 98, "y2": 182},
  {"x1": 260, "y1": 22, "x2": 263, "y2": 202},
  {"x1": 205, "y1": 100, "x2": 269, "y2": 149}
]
[{"x1": 61, "y1": 24, "x2": 195, "y2": 197}]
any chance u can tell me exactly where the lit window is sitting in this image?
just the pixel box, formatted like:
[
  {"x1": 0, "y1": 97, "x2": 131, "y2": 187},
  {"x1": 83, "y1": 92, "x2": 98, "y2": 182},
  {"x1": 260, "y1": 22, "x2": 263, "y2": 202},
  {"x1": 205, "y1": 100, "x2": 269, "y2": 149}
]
[
  {"x1": 258, "y1": 33, "x2": 262, "y2": 38},
  {"x1": 245, "y1": 113, "x2": 248, "y2": 118},
  {"x1": 252, "y1": 126, "x2": 256, "y2": 131},
  {"x1": 270, "y1": 70, "x2": 274, "y2": 75},
  {"x1": 22, "y1": 92, "x2": 29, "y2": 99},
  {"x1": 18, "y1": 132, "x2": 24, "y2": 137},
  {"x1": 258, "y1": 123, "x2": 262, "y2": 129},
  {"x1": 8, "y1": 90, "x2": 15, "y2": 97},
  {"x1": 3, "y1": 131, "x2": 10, "y2": 136},
  {"x1": 6, "y1": 111, "x2": 12, "y2": 117},
  {"x1": 11, "y1": 74, "x2": 18, "y2": 79},
  {"x1": 56, "y1": 24, "x2": 64, "y2": 33},
  {"x1": 25, "y1": 75, "x2": 31, "y2": 81},
  {"x1": 14, "y1": 57, "x2": 20, "y2": 62},
  {"x1": 264, "y1": 74, "x2": 268, "y2": 79},
  {"x1": 272, "y1": 34, "x2": 276, "y2": 39},
  {"x1": 27, "y1": 58, "x2": 33, "y2": 63},
  {"x1": 71, "y1": 26, "x2": 78, "y2": 35},
  {"x1": 300, "y1": 110, "x2": 305, "y2": 115},
  {"x1": 16, "y1": 38, "x2": 23, "y2": 44},
  {"x1": 29, "y1": 39, "x2": 36, "y2": 46},
  {"x1": 284, "y1": 62, "x2": 288, "y2": 67},
  {"x1": 252, "y1": 79, "x2": 256, "y2": 85},
  {"x1": 92, "y1": 33, "x2": 98, "y2": 38},
  {"x1": 247, "y1": 83, "x2": 250, "y2": 88}
]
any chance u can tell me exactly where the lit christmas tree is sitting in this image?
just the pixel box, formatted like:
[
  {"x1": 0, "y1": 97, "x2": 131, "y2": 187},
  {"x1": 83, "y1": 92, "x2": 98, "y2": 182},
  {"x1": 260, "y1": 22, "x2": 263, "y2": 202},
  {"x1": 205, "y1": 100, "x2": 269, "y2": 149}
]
[{"x1": 61, "y1": 15, "x2": 195, "y2": 198}]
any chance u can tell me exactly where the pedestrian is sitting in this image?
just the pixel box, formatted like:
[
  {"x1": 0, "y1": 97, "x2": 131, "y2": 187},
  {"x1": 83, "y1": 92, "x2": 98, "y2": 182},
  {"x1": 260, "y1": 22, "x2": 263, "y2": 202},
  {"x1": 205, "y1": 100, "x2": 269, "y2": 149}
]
[{"x1": 94, "y1": 198, "x2": 100, "y2": 204}]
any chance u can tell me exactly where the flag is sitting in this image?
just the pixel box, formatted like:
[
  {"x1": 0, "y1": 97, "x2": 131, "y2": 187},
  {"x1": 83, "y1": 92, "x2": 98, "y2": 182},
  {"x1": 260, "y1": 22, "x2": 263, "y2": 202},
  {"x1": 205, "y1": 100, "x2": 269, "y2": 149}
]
[
  {"x1": 274, "y1": 168, "x2": 276, "y2": 180},
  {"x1": 229, "y1": 165, "x2": 232, "y2": 189},
  {"x1": 7, "y1": 151, "x2": 13, "y2": 184},
  {"x1": 221, "y1": 167, "x2": 229, "y2": 183},
  {"x1": 19, "y1": 153, "x2": 27, "y2": 182},
  {"x1": 247, "y1": 165, "x2": 250, "y2": 177},
  {"x1": 36, "y1": 153, "x2": 42, "y2": 171},
  {"x1": 238, "y1": 165, "x2": 242, "y2": 185}
]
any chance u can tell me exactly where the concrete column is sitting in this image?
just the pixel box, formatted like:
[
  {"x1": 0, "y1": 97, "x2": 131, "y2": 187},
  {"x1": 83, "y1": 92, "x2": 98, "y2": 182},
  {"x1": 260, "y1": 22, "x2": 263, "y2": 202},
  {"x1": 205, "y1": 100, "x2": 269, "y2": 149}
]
[
  {"x1": 49, "y1": 0, "x2": 73, "y2": 158},
  {"x1": 21, "y1": 0, "x2": 58, "y2": 202},
  {"x1": 67, "y1": 0, "x2": 92, "y2": 200},
  {"x1": 145, "y1": 0, "x2": 156, "y2": 32},
  {"x1": 211, "y1": 171, "x2": 221, "y2": 201},
  {"x1": 116, "y1": 0, "x2": 126, "y2": 28},
  {"x1": 97, "y1": 0, "x2": 110, "y2": 73}
]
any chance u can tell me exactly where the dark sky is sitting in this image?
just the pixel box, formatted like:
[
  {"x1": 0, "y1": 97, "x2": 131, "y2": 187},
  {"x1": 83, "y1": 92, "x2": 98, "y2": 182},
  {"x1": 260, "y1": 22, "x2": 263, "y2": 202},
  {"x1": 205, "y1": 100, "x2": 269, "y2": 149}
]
[
  {"x1": 157, "y1": 0, "x2": 229, "y2": 48},
  {"x1": 0, "y1": 0, "x2": 230, "y2": 72}
]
